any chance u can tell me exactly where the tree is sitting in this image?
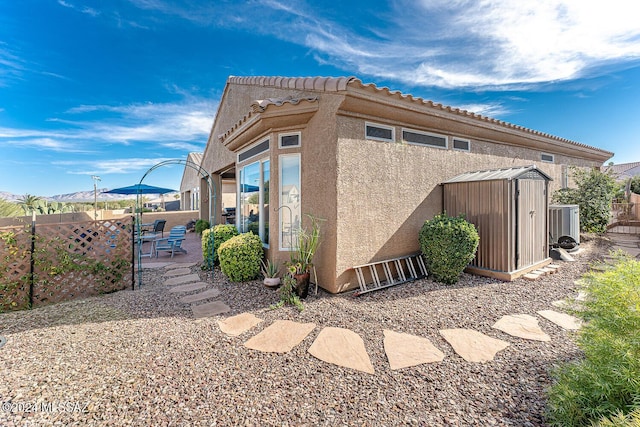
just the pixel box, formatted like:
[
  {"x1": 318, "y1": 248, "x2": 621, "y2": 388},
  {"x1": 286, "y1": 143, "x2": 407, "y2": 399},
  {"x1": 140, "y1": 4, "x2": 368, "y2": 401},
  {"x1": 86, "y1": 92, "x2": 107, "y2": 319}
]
[
  {"x1": 17, "y1": 194, "x2": 42, "y2": 215},
  {"x1": 0, "y1": 198, "x2": 21, "y2": 218},
  {"x1": 630, "y1": 176, "x2": 640, "y2": 195},
  {"x1": 552, "y1": 168, "x2": 617, "y2": 233}
]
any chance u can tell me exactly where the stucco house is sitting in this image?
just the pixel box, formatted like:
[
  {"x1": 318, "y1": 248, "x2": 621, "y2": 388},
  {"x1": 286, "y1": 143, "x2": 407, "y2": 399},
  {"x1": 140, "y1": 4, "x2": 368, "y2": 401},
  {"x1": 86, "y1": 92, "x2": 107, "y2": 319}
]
[
  {"x1": 179, "y1": 152, "x2": 203, "y2": 211},
  {"x1": 200, "y1": 76, "x2": 613, "y2": 293}
]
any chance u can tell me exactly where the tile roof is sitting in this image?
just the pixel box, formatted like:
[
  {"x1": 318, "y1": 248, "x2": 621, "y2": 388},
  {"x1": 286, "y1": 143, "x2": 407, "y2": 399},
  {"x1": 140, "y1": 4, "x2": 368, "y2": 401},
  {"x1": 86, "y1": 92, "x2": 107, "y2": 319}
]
[
  {"x1": 602, "y1": 161, "x2": 640, "y2": 176},
  {"x1": 223, "y1": 76, "x2": 613, "y2": 157},
  {"x1": 251, "y1": 96, "x2": 319, "y2": 113}
]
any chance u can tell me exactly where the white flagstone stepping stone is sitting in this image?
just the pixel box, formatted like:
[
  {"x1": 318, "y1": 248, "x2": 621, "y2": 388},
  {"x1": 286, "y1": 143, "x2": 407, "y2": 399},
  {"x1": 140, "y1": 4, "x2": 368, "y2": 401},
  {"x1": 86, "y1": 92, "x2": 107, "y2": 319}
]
[
  {"x1": 492, "y1": 314, "x2": 551, "y2": 342},
  {"x1": 244, "y1": 320, "x2": 316, "y2": 353},
  {"x1": 165, "y1": 262, "x2": 197, "y2": 270},
  {"x1": 383, "y1": 330, "x2": 445, "y2": 370},
  {"x1": 192, "y1": 301, "x2": 231, "y2": 318},
  {"x1": 139, "y1": 262, "x2": 173, "y2": 269},
  {"x1": 308, "y1": 327, "x2": 375, "y2": 374},
  {"x1": 218, "y1": 313, "x2": 263, "y2": 336},
  {"x1": 537, "y1": 310, "x2": 582, "y2": 330},
  {"x1": 179, "y1": 288, "x2": 221, "y2": 304},
  {"x1": 163, "y1": 268, "x2": 192, "y2": 277},
  {"x1": 164, "y1": 274, "x2": 201, "y2": 286},
  {"x1": 440, "y1": 329, "x2": 510, "y2": 363},
  {"x1": 168, "y1": 282, "x2": 208, "y2": 293}
]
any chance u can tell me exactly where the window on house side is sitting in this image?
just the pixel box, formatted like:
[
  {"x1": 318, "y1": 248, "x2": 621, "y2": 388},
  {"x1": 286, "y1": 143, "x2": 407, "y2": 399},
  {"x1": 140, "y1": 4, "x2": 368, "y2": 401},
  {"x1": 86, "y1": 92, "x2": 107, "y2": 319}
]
[
  {"x1": 238, "y1": 159, "x2": 270, "y2": 245},
  {"x1": 541, "y1": 153, "x2": 555, "y2": 163},
  {"x1": 279, "y1": 133, "x2": 300, "y2": 148},
  {"x1": 279, "y1": 154, "x2": 301, "y2": 251},
  {"x1": 402, "y1": 129, "x2": 447, "y2": 149},
  {"x1": 452, "y1": 138, "x2": 470, "y2": 152},
  {"x1": 365, "y1": 123, "x2": 394, "y2": 142}
]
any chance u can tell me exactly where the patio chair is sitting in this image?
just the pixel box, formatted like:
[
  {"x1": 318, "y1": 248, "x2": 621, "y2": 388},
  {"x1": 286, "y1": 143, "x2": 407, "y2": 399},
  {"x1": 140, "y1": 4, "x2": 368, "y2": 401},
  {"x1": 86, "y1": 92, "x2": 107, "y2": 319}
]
[
  {"x1": 154, "y1": 225, "x2": 187, "y2": 258},
  {"x1": 145, "y1": 219, "x2": 166, "y2": 238}
]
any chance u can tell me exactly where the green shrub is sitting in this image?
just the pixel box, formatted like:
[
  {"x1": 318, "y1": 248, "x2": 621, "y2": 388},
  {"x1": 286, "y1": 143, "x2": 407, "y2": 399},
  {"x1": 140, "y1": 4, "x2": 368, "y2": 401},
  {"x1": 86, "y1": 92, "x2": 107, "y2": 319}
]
[
  {"x1": 546, "y1": 255, "x2": 640, "y2": 426},
  {"x1": 218, "y1": 233, "x2": 263, "y2": 282},
  {"x1": 594, "y1": 408, "x2": 640, "y2": 427},
  {"x1": 419, "y1": 213, "x2": 479, "y2": 285},
  {"x1": 552, "y1": 167, "x2": 618, "y2": 233},
  {"x1": 201, "y1": 224, "x2": 239, "y2": 270},
  {"x1": 194, "y1": 219, "x2": 210, "y2": 236}
]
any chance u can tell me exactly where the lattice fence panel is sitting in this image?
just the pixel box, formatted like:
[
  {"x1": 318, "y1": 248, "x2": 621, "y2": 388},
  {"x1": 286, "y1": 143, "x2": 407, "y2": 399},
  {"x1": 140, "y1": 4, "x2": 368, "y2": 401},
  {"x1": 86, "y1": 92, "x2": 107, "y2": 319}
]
[
  {"x1": 31, "y1": 218, "x2": 133, "y2": 307},
  {"x1": 0, "y1": 225, "x2": 32, "y2": 311}
]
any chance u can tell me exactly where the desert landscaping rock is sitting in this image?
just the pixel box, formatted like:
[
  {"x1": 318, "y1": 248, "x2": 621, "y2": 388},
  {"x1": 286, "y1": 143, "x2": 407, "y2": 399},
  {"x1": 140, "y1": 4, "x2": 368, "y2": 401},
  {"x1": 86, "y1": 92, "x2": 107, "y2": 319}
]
[
  {"x1": 383, "y1": 329, "x2": 445, "y2": 370},
  {"x1": 191, "y1": 301, "x2": 231, "y2": 318},
  {"x1": 440, "y1": 328, "x2": 510, "y2": 363},
  {"x1": 162, "y1": 267, "x2": 192, "y2": 277},
  {"x1": 167, "y1": 282, "x2": 208, "y2": 294},
  {"x1": 218, "y1": 312, "x2": 263, "y2": 337},
  {"x1": 308, "y1": 327, "x2": 375, "y2": 374},
  {"x1": 179, "y1": 288, "x2": 221, "y2": 304},
  {"x1": 492, "y1": 314, "x2": 551, "y2": 342},
  {"x1": 537, "y1": 309, "x2": 582, "y2": 330},
  {"x1": 163, "y1": 273, "x2": 201, "y2": 286},
  {"x1": 0, "y1": 240, "x2": 608, "y2": 425},
  {"x1": 244, "y1": 320, "x2": 315, "y2": 353}
]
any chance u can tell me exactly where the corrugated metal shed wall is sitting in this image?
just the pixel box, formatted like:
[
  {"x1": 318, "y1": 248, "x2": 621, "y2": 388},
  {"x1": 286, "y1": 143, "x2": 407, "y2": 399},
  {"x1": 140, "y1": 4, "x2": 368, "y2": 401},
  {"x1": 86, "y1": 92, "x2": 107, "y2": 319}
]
[
  {"x1": 444, "y1": 180, "x2": 515, "y2": 272},
  {"x1": 443, "y1": 166, "x2": 550, "y2": 275}
]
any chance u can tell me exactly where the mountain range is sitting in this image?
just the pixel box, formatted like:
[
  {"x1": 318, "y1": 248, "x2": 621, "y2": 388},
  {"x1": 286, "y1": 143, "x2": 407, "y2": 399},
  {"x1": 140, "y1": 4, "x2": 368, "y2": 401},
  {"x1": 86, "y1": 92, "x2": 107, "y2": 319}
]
[{"x1": 0, "y1": 189, "x2": 179, "y2": 203}]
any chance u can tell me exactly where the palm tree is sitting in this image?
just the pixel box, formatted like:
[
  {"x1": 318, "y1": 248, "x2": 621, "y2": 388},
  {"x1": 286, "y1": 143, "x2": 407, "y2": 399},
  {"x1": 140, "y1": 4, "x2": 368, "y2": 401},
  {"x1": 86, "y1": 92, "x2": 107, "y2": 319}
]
[{"x1": 17, "y1": 194, "x2": 42, "y2": 215}]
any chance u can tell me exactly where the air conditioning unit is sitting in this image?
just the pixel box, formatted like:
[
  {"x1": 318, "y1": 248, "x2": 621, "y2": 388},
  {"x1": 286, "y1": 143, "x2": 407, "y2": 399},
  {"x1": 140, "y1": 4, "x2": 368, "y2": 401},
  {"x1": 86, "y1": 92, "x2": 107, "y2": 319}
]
[{"x1": 549, "y1": 205, "x2": 580, "y2": 251}]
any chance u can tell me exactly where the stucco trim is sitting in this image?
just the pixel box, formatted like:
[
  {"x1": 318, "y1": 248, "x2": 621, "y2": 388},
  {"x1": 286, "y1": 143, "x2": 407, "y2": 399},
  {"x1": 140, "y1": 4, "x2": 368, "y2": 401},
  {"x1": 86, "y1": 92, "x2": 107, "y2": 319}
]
[{"x1": 220, "y1": 99, "x2": 318, "y2": 151}]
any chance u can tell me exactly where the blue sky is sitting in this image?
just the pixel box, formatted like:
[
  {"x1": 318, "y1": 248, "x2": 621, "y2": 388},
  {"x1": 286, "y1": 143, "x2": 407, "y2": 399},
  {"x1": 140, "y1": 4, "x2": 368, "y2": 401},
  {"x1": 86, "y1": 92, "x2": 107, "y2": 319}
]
[{"x1": 1, "y1": 0, "x2": 639, "y2": 197}]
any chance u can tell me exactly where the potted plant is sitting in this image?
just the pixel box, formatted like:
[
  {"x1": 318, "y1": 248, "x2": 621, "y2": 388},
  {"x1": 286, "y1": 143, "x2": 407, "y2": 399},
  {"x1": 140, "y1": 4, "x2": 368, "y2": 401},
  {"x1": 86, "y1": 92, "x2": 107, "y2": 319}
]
[
  {"x1": 260, "y1": 259, "x2": 281, "y2": 288},
  {"x1": 286, "y1": 214, "x2": 323, "y2": 298}
]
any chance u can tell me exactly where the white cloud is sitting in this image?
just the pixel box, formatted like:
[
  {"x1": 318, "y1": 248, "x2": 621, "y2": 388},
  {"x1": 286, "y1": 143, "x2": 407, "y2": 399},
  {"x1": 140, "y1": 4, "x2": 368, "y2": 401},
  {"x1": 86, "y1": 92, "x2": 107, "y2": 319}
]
[
  {"x1": 56, "y1": 157, "x2": 175, "y2": 175},
  {"x1": 251, "y1": 0, "x2": 640, "y2": 89},
  {"x1": 0, "y1": 97, "x2": 215, "y2": 153}
]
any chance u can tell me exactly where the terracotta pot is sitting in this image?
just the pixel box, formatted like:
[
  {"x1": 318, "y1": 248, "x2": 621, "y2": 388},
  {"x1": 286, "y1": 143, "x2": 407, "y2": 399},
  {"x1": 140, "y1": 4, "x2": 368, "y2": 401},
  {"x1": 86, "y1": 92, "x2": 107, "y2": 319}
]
[
  {"x1": 263, "y1": 277, "x2": 281, "y2": 288},
  {"x1": 293, "y1": 272, "x2": 310, "y2": 299}
]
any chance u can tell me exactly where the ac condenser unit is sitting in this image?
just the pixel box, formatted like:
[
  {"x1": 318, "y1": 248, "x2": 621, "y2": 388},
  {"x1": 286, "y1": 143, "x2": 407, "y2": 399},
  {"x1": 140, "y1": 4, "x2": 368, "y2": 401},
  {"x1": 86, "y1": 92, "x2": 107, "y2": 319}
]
[{"x1": 549, "y1": 205, "x2": 580, "y2": 251}]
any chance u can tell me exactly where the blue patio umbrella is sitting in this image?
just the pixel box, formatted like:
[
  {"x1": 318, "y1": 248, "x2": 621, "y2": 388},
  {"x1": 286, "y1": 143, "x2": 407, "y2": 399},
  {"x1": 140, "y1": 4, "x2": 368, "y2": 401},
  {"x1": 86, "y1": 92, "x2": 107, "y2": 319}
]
[{"x1": 102, "y1": 184, "x2": 176, "y2": 195}]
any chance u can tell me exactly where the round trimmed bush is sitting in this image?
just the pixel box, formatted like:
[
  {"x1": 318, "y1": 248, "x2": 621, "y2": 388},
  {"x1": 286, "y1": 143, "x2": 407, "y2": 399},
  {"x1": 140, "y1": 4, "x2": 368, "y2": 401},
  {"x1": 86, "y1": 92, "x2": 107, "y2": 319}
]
[
  {"x1": 218, "y1": 232, "x2": 263, "y2": 282},
  {"x1": 201, "y1": 224, "x2": 239, "y2": 270},
  {"x1": 419, "y1": 213, "x2": 479, "y2": 285},
  {"x1": 194, "y1": 219, "x2": 210, "y2": 236}
]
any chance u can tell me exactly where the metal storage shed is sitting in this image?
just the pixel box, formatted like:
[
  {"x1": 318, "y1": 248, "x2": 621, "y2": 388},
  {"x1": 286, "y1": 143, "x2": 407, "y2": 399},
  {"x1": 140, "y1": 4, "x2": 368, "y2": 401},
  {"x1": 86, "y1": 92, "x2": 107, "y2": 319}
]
[{"x1": 442, "y1": 165, "x2": 552, "y2": 280}]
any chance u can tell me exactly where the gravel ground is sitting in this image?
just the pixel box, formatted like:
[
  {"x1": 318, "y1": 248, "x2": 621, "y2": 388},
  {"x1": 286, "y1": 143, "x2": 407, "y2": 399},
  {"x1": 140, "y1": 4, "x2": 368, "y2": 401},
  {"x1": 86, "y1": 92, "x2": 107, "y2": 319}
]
[{"x1": 0, "y1": 239, "x2": 610, "y2": 426}]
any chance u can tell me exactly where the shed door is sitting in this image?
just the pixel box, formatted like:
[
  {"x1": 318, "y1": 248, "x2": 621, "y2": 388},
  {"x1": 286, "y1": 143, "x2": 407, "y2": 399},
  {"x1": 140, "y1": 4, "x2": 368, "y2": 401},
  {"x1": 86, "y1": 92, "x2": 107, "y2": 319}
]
[{"x1": 517, "y1": 179, "x2": 547, "y2": 268}]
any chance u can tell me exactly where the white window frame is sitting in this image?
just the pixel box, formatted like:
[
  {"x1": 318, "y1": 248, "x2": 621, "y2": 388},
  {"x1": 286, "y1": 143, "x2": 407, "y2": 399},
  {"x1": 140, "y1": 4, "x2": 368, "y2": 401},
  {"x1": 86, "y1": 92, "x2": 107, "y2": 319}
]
[
  {"x1": 452, "y1": 137, "x2": 471, "y2": 152},
  {"x1": 278, "y1": 153, "x2": 301, "y2": 251},
  {"x1": 237, "y1": 138, "x2": 270, "y2": 163},
  {"x1": 401, "y1": 128, "x2": 448, "y2": 149},
  {"x1": 278, "y1": 131, "x2": 301, "y2": 149},
  {"x1": 541, "y1": 153, "x2": 555, "y2": 163},
  {"x1": 236, "y1": 158, "x2": 270, "y2": 247},
  {"x1": 365, "y1": 122, "x2": 395, "y2": 142}
]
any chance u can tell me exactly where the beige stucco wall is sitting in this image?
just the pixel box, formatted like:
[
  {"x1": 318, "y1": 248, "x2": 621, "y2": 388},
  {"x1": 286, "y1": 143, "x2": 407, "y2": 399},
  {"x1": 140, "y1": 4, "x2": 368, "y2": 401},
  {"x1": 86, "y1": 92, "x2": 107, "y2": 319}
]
[
  {"x1": 200, "y1": 77, "x2": 611, "y2": 294},
  {"x1": 332, "y1": 116, "x2": 606, "y2": 293}
]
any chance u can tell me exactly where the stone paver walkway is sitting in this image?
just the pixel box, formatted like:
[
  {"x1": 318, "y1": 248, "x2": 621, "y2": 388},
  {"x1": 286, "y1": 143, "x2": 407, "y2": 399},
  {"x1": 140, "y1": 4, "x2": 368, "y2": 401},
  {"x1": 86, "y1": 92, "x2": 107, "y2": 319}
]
[
  {"x1": 157, "y1": 261, "x2": 585, "y2": 374},
  {"x1": 244, "y1": 320, "x2": 316, "y2": 353},
  {"x1": 383, "y1": 329, "x2": 445, "y2": 370},
  {"x1": 440, "y1": 329, "x2": 510, "y2": 363},
  {"x1": 308, "y1": 327, "x2": 375, "y2": 374}
]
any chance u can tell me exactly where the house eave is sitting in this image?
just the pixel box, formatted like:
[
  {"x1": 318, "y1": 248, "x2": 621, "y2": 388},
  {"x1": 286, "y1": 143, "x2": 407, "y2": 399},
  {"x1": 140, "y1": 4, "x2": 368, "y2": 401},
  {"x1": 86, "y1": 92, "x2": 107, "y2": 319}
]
[{"x1": 220, "y1": 102, "x2": 319, "y2": 152}]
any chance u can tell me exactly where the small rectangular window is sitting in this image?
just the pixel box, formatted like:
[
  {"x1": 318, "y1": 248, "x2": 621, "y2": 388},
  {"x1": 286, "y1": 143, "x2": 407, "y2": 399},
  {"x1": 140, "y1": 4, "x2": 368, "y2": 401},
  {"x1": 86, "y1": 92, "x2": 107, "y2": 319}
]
[
  {"x1": 279, "y1": 132, "x2": 300, "y2": 148},
  {"x1": 365, "y1": 122, "x2": 394, "y2": 142},
  {"x1": 402, "y1": 129, "x2": 447, "y2": 149},
  {"x1": 541, "y1": 153, "x2": 554, "y2": 163},
  {"x1": 452, "y1": 138, "x2": 470, "y2": 152},
  {"x1": 238, "y1": 139, "x2": 269, "y2": 163}
]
